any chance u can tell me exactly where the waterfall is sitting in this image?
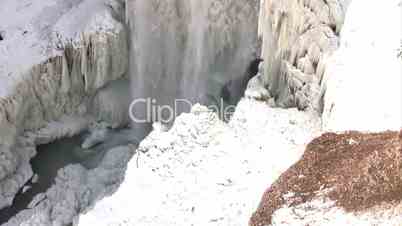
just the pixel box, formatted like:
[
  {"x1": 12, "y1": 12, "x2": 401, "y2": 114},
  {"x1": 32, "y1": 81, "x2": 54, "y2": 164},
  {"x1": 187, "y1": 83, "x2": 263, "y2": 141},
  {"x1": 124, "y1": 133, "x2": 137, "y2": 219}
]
[{"x1": 126, "y1": 0, "x2": 260, "y2": 136}]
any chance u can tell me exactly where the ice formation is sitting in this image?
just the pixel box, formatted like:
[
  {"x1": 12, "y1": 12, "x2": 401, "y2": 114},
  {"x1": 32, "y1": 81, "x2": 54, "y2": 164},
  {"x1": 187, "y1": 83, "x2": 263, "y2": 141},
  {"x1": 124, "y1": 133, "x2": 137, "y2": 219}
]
[
  {"x1": 258, "y1": 0, "x2": 351, "y2": 110},
  {"x1": 0, "y1": 0, "x2": 128, "y2": 210}
]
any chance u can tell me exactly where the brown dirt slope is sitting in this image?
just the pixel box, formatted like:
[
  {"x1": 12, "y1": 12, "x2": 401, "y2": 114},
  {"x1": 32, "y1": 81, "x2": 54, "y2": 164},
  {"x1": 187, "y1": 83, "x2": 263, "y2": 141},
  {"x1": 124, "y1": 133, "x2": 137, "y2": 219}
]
[{"x1": 250, "y1": 130, "x2": 402, "y2": 226}]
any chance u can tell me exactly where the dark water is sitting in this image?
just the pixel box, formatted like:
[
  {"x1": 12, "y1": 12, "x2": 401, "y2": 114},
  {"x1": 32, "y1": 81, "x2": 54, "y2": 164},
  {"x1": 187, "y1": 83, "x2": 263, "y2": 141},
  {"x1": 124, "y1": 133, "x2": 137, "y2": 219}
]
[
  {"x1": 0, "y1": 135, "x2": 84, "y2": 225},
  {"x1": 0, "y1": 129, "x2": 138, "y2": 225}
]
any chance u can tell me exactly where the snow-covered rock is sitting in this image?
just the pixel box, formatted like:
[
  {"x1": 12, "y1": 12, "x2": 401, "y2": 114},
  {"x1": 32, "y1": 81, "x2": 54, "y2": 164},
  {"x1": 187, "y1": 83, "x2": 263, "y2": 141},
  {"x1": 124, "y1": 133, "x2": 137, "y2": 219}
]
[
  {"x1": 245, "y1": 74, "x2": 272, "y2": 102},
  {"x1": 322, "y1": 0, "x2": 402, "y2": 132},
  {"x1": 77, "y1": 99, "x2": 321, "y2": 226},
  {"x1": 0, "y1": 0, "x2": 128, "y2": 209},
  {"x1": 81, "y1": 126, "x2": 109, "y2": 149},
  {"x1": 250, "y1": 131, "x2": 402, "y2": 226},
  {"x1": 91, "y1": 78, "x2": 132, "y2": 129},
  {"x1": 258, "y1": 0, "x2": 350, "y2": 110},
  {"x1": 0, "y1": 136, "x2": 35, "y2": 209}
]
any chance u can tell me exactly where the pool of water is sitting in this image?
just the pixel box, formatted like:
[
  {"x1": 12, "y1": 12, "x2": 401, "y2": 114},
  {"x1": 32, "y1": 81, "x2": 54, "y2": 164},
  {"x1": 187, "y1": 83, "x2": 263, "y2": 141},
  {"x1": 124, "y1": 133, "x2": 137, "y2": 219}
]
[{"x1": 0, "y1": 128, "x2": 138, "y2": 225}]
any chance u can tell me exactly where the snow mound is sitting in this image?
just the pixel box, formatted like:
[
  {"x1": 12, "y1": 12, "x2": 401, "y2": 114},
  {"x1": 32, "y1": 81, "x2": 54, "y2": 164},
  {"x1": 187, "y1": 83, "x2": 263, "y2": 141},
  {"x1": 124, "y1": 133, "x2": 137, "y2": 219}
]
[{"x1": 78, "y1": 99, "x2": 321, "y2": 226}]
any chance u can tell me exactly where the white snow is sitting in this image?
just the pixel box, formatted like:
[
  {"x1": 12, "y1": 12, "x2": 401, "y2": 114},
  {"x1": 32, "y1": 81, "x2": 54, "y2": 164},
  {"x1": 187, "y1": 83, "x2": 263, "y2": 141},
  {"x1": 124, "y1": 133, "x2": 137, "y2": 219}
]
[
  {"x1": 78, "y1": 99, "x2": 321, "y2": 226},
  {"x1": 0, "y1": 0, "x2": 53, "y2": 97},
  {"x1": 322, "y1": 0, "x2": 402, "y2": 132},
  {"x1": 271, "y1": 190, "x2": 402, "y2": 226}
]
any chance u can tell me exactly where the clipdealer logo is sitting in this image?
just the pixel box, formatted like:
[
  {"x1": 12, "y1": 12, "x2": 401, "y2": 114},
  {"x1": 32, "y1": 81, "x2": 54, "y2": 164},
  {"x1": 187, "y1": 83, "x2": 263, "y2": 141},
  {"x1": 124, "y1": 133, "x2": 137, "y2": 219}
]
[{"x1": 128, "y1": 98, "x2": 235, "y2": 123}]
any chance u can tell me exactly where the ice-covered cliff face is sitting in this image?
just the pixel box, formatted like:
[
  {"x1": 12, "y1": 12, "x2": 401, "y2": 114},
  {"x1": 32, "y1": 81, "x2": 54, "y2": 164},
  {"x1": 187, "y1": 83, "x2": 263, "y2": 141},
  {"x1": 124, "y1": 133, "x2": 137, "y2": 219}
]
[
  {"x1": 258, "y1": 0, "x2": 350, "y2": 110},
  {"x1": 322, "y1": 0, "x2": 402, "y2": 132},
  {"x1": 126, "y1": 0, "x2": 260, "y2": 133},
  {"x1": 0, "y1": 0, "x2": 128, "y2": 209}
]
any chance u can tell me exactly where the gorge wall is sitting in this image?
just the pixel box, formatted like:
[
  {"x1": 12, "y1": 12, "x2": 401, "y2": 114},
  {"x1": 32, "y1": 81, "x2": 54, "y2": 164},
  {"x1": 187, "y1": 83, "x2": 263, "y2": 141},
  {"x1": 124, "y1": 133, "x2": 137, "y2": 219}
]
[
  {"x1": 0, "y1": 0, "x2": 129, "y2": 210},
  {"x1": 258, "y1": 0, "x2": 350, "y2": 111}
]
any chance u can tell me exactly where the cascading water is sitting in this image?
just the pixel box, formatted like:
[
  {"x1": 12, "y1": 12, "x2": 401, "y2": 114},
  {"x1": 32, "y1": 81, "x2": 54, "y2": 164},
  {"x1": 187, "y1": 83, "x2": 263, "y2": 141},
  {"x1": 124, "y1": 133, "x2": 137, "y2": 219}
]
[{"x1": 126, "y1": 0, "x2": 260, "y2": 136}]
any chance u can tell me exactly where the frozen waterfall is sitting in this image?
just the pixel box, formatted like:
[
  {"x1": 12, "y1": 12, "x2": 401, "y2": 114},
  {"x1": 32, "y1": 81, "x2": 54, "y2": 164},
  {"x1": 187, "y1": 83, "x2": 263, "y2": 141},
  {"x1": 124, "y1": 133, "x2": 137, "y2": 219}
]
[{"x1": 126, "y1": 0, "x2": 260, "y2": 135}]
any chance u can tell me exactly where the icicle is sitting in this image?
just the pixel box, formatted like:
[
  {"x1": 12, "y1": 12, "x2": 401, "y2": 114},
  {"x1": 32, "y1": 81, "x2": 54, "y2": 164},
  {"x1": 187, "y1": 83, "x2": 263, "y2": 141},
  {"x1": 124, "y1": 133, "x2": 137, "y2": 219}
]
[
  {"x1": 61, "y1": 52, "x2": 71, "y2": 94},
  {"x1": 81, "y1": 35, "x2": 90, "y2": 92}
]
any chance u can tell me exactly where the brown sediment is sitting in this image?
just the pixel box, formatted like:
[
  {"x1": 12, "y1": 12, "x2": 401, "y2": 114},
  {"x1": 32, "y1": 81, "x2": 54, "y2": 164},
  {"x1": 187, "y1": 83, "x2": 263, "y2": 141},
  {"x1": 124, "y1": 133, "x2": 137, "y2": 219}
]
[{"x1": 250, "y1": 131, "x2": 402, "y2": 226}]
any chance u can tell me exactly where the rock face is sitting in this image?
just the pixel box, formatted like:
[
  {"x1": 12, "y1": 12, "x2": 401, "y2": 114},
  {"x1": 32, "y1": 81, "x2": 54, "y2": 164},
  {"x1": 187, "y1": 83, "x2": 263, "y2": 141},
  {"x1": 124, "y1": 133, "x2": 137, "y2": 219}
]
[
  {"x1": 0, "y1": 0, "x2": 128, "y2": 209},
  {"x1": 258, "y1": 0, "x2": 350, "y2": 110},
  {"x1": 250, "y1": 131, "x2": 402, "y2": 226},
  {"x1": 322, "y1": 0, "x2": 402, "y2": 132}
]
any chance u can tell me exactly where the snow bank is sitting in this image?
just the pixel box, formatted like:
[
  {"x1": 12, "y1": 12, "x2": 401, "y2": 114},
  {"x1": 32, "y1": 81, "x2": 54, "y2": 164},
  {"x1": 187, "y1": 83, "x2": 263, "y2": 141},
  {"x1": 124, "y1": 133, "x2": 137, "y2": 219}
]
[
  {"x1": 322, "y1": 0, "x2": 402, "y2": 132},
  {"x1": 78, "y1": 99, "x2": 321, "y2": 226}
]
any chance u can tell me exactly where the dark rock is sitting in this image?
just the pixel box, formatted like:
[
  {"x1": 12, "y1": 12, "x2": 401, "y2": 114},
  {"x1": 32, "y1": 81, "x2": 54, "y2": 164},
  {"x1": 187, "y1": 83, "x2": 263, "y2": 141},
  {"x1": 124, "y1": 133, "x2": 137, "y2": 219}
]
[
  {"x1": 250, "y1": 131, "x2": 402, "y2": 226},
  {"x1": 220, "y1": 58, "x2": 263, "y2": 105}
]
